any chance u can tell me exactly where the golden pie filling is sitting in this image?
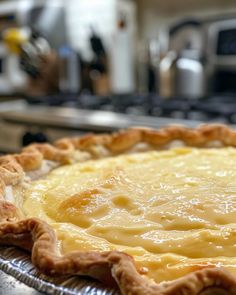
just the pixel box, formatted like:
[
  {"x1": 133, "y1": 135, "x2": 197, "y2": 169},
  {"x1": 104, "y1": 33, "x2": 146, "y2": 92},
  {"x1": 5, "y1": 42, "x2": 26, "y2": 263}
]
[{"x1": 22, "y1": 147, "x2": 236, "y2": 283}]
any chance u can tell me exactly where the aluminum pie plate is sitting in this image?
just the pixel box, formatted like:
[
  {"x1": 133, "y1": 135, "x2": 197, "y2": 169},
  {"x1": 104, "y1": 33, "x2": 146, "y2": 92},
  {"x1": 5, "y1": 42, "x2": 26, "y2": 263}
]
[{"x1": 0, "y1": 246, "x2": 119, "y2": 295}]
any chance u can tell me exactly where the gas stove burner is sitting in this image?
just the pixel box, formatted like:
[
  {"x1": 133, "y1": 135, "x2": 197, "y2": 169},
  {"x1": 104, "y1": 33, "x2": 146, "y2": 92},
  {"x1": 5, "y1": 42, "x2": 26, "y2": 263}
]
[
  {"x1": 25, "y1": 94, "x2": 236, "y2": 124},
  {"x1": 26, "y1": 94, "x2": 78, "y2": 106}
]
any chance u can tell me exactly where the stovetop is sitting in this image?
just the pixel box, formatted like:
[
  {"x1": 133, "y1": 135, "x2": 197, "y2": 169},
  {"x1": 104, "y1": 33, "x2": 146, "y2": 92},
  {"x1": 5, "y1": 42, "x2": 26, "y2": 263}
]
[{"x1": 26, "y1": 94, "x2": 236, "y2": 124}]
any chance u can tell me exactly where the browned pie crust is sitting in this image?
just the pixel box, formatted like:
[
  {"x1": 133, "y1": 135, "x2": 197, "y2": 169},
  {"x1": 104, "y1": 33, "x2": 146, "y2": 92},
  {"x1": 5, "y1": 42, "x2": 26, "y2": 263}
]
[{"x1": 1, "y1": 124, "x2": 236, "y2": 295}]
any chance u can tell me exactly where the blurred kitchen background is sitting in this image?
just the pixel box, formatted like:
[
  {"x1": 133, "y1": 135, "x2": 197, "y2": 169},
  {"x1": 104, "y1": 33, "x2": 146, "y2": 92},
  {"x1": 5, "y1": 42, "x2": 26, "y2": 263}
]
[{"x1": 1, "y1": 0, "x2": 236, "y2": 152}]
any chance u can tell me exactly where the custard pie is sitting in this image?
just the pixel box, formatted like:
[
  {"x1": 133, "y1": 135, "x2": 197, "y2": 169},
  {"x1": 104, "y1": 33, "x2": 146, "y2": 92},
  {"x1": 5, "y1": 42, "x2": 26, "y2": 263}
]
[{"x1": 1, "y1": 124, "x2": 236, "y2": 295}]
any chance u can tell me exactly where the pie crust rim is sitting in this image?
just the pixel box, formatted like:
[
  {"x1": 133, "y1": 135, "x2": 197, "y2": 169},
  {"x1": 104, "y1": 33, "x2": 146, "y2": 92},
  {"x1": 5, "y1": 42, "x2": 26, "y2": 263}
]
[{"x1": 1, "y1": 124, "x2": 236, "y2": 295}]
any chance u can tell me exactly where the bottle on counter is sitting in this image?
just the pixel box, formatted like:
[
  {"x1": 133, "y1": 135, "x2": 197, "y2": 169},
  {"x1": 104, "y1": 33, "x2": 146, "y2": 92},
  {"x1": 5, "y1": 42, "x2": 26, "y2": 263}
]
[
  {"x1": 58, "y1": 45, "x2": 80, "y2": 94},
  {"x1": 159, "y1": 51, "x2": 177, "y2": 99},
  {"x1": 110, "y1": 14, "x2": 135, "y2": 95}
]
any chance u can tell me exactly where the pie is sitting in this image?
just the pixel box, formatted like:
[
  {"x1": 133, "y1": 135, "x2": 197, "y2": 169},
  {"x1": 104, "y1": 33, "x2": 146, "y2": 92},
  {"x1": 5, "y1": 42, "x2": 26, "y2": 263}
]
[{"x1": 1, "y1": 124, "x2": 236, "y2": 295}]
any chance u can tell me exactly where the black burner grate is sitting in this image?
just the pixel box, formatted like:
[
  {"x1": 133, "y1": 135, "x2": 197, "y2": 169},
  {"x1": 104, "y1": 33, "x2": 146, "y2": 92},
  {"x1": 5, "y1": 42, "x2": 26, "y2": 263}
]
[{"x1": 26, "y1": 94, "x2": 236, "y2": 124}]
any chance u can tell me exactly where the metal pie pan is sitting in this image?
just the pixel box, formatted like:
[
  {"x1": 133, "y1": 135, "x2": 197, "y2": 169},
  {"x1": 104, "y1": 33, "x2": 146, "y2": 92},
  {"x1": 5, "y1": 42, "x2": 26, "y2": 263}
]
[{"x1": 0, "y1": 246, "x2": 119, "y2": 295}]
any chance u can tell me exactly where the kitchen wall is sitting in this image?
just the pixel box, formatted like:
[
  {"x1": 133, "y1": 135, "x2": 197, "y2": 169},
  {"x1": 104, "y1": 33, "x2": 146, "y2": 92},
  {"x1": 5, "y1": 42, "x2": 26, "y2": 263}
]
[
  {"x1": 66, "y1": 0, "x2": 136, "y2": 61},
  {"x1": 137, "y1": 0, "x2": 236, "y2": 40}
]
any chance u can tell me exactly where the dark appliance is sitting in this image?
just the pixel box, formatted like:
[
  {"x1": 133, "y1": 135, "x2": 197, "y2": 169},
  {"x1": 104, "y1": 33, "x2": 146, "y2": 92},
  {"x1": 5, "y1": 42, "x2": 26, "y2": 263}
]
[{"x1": 207, "y1": 19, "x2": 236, "y2": 95}]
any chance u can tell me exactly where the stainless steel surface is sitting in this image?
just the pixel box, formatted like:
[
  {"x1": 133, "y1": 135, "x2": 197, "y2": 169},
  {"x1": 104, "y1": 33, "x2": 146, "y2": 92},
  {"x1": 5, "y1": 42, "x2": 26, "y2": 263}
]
[
  {"x1": 0, "y1": 101, "x2": 203, "y2": 132},
  {"x1": 0, "y1": 246, "x2": 118, "y2": 295},
  {"x1": 0, "y1": 99, "x2": 27, "y2": 112},
  {"x1": 159, "y1": 49, "x2": 205, "y2": 99},
  {"x1": 0, "y1": 99, "x2": 211, "y2": 152},
  {"x1": 176, "y1": 49, "x2": 205, "y2": 99}
]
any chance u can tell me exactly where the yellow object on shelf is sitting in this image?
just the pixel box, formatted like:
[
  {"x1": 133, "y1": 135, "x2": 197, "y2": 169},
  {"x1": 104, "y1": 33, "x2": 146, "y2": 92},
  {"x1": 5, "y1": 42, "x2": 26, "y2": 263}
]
[{"x1": 3, "y1": 28, "x2": 28, "y2": 54}]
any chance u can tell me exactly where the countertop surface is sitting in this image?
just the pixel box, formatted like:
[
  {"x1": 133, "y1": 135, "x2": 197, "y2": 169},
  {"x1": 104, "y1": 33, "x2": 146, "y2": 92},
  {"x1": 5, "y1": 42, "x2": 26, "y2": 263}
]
[
  {"x1": 0, "y1": 100, "x2": 204, "y2": 132},
  {"x1": 0, "y1": 269, "x2": 44, "y2": 295}
]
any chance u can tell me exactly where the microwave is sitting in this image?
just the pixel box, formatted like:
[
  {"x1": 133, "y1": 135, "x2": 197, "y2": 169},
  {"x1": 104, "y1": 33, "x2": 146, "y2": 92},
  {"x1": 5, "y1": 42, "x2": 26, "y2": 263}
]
[{"x1": 207, "y1": 19, "x2": 236, "y2": 95}]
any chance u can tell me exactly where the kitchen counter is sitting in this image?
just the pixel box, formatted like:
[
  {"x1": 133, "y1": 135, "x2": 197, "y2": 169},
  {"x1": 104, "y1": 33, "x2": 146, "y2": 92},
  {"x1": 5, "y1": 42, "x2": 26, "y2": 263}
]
[
  {"x1": 0, "y1": 269, "x2": 44, "y2": 295},
  {"x1": 0, "y1": 98, "x2": 229, "y2": 153},
  {"x1": 0, "y1": 100, "x2": 203, "y2": 132}
]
